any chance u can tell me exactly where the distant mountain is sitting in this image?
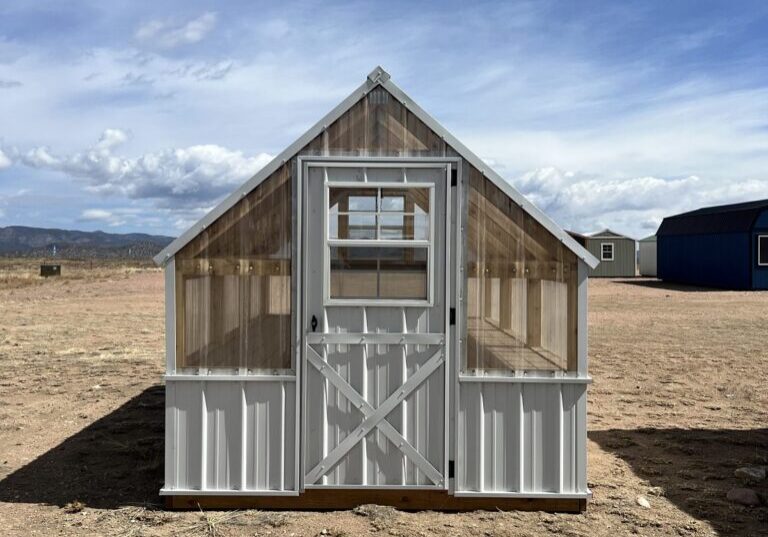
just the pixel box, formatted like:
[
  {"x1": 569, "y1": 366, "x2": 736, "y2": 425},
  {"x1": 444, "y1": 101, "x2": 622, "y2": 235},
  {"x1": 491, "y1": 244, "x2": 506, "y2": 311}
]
[{"x1": 0, "y1": 226, "x2": 175, "y2": 259}]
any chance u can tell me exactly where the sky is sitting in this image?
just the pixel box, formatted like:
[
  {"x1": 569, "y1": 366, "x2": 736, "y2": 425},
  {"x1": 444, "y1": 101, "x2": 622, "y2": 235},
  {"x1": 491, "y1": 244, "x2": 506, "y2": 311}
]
[{"x1": 1, "y1": 1, "x2": 768, "y2": 239}]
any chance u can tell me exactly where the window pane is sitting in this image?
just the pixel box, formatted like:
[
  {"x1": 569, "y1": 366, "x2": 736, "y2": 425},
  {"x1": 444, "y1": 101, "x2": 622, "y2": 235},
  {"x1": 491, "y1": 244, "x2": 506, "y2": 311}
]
[
  {"x1": 379, "y1": 248, "x2": 428, "y2": 299},
  {"x1": 414, "y1": 214, "x2": 429, "y2": 240},
  {"x1": 380, "y1": 214, "x2": 405, "y2": 239},
  {"x1": 382, "y1": 188, "x2": 429, "y2": 213},
  {"x1": 465, "y1": 168, "x2": 577, "y2": 373},
  {"x1": 330, "y1": 246, "x2": 428, "y2": 300},
  {"x1": 378, "y1": 214, "x2": 430, "y2": 240},
  {"x1": 329, "y1": 187, "x2": 377, "y2": 212},
  {"x1": 381, "y1": 192, "x2": 405, "y2": 212},
  {"x1": 760, "y1": 236, "x2": 768, "y2": 265},
  {"x1": 331, "y1": 213, "x2": 377, "y2": 239},
  {"x1": 330, "y1": 247, "x2": 378, "y2": 298}
]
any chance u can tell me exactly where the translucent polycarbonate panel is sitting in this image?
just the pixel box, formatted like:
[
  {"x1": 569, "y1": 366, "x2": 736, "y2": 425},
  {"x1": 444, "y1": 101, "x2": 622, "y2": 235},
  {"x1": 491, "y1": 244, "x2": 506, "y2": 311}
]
[
  {"x1": 175, "y1": 165, "x2": 292, "y2": 372},
  {"x1": 330, "y1": 246, "x2": 428, "y2": 300},
  {"x1": 465, "y1": 168, "x2": 577, "y2": 372}
]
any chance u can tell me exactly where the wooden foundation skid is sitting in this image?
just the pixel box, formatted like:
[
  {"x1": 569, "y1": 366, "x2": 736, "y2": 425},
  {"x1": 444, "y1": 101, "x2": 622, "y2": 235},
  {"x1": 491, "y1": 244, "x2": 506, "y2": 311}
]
[{"x1": 164, "y1": 490, "x2": 587, "y2": 512}]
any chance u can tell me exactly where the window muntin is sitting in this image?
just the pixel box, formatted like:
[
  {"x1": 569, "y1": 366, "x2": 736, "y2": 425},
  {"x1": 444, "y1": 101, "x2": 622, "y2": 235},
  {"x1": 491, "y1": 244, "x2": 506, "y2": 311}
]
[
  {"x1": 328, "y1": 187, "x2": 430, "y2": 242},
  {"x1": 327, "y1": 185, "x2": 433, "y2": 303},
  {"x1": 601, "y1": 242, "x2": 614, "y2": 261},
  {"x1": 759, "y1": 235, "x2": 768, "y2": 266}
]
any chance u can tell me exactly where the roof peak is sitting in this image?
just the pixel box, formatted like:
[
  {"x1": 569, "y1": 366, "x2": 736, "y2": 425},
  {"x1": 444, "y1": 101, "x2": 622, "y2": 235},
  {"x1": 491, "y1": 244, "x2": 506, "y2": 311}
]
[{"x1": 367, "y1": 66, "x2": 391, "y2": 84}]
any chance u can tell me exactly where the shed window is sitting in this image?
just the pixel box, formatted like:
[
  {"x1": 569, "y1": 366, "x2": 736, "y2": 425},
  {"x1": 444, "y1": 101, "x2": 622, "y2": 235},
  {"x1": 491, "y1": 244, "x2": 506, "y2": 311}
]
[
  {"x1": 328, "y1": 186, "x2": 432, "y2": 302},
  {"x1": 601, "y1": 243, "x2": 614, "y2": 261},
  {"x1": 759, "y1": 235, "x2": 768, "y2": 266}
]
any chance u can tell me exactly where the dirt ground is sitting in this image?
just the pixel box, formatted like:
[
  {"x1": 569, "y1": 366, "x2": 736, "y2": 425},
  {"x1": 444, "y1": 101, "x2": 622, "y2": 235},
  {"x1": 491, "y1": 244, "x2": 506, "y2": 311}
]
[{"x1": 0, "y1": 261, "x2": 766, "y2": 536}]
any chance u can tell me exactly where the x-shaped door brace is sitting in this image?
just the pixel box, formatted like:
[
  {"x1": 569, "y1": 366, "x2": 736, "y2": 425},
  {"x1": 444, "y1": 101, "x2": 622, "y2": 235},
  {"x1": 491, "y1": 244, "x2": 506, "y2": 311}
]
[{"x1": 305, "y1": 346, "x2": 445, "y2": 486}]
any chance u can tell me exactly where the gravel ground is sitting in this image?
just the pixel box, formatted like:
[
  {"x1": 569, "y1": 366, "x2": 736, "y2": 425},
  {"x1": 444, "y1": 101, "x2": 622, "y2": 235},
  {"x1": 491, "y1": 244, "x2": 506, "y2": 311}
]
[{"x1": 0, "y1": 263, "x2": 765, "y2": 536}]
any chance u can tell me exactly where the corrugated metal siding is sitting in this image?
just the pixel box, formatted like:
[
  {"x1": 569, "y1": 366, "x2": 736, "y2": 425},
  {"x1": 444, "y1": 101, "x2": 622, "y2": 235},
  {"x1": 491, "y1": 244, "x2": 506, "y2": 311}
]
[
  {"x1": 585, "y1": 238, "x2": 636, "y2": 277},
  {"x1": 457, "y1": 381, "x2": 587, "y2": 494},
  {"x1": 658, "y1": 233, "x2": 751, "y2": 289},
  {"x1": 165, "y1": 380, "x2": 296, "y2": 492},
  {"x1": 638, "y1": 241, "x2": 657, "y2": 277}
]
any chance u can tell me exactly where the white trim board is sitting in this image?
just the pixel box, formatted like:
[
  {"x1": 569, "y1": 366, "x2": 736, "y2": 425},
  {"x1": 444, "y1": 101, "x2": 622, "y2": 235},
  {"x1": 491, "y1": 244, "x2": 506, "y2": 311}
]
[
  {"x1": 758, "y1": 234, "x2": 768, "y2": 266},
  {"x1": 154, "y1": 66, "x2": 598, "y2": 269}
]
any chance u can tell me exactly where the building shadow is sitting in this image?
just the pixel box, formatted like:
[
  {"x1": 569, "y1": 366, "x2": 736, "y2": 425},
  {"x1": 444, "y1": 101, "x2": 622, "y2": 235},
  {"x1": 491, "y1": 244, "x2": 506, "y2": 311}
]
[
  {"x1": 590, "y1": 428, "x2": 768, "y2": 536},
  {"x1": 610, "y1": 279, "x2": 732, "y2": 292},
  {"x1": 0, "y1": 385, "x2": 164, "y2": 509}
]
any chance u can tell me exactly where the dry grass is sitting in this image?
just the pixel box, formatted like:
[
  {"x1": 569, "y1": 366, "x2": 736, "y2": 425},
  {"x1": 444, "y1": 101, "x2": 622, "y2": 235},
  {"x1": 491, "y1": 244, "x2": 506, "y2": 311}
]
[
  {"x1": 0, "y1": 268, "x2": 766, "y2": 537},
  {"x1": 0, "y1": 257, "x2": 158, "y2": 290}
]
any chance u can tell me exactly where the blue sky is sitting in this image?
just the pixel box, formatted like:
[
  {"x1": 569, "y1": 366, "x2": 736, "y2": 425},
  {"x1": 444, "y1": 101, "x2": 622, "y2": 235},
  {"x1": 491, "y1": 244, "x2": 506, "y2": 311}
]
[{"x1": 1, "y1": 1, "x2": 768, "y2": 238}]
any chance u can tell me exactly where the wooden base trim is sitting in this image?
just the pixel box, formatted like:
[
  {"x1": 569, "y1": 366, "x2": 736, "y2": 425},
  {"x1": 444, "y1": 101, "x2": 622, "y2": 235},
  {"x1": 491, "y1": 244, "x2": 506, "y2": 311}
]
[{"x1": 164, "y1": 490, "x2": 587, "y2": 512}]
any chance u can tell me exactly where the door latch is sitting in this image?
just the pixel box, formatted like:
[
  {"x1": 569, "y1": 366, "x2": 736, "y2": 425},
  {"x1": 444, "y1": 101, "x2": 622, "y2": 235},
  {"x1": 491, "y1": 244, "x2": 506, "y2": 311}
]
[{"x1": 311, "y1": 315, "x2": 318, "y2": 332}]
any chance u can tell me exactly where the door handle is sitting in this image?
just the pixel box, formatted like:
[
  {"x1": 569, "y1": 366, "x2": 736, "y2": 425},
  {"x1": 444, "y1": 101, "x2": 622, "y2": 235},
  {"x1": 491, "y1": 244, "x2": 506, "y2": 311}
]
[{"x1": 311, "y1": 314, "x2": 318, "y2": 332}]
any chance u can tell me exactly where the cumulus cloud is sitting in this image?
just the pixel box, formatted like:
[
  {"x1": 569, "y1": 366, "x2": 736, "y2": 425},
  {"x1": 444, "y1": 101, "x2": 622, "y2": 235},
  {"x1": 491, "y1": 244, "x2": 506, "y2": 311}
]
[
  {"x1": 512, "y1": 167, "x2": 768, "y2": 238},
  {"x1": 19, "y1": 129, "x2": 273, "y2": 209},
  {"x1": 135, "y1": 12, "x2": 218, "y2": 49}
]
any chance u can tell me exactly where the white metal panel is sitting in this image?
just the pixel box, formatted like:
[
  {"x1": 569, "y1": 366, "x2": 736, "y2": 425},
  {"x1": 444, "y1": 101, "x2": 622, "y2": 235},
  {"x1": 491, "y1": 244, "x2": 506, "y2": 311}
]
[
  {"x1": 639, "y1": 240, "x2": 658, "y2": 276},
  {"x1": 457, "y1": 381, "x2": 588, "y2": 496},
  {"x1": 162, "y1": 379, "x2": 297, "y2": 494}
]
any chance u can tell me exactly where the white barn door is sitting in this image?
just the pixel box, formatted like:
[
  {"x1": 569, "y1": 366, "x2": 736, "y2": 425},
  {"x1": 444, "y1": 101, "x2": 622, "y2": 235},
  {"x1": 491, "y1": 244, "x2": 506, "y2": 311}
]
[{"x1": 301, "y1": 160, "x2": 451, "y2": 489}]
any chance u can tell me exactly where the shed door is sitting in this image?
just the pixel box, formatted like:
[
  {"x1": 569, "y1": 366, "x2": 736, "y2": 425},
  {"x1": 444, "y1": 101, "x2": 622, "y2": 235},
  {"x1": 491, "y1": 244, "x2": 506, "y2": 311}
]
[{"x1": 302, "y1": 161, "x2": 450, "y2": 488}]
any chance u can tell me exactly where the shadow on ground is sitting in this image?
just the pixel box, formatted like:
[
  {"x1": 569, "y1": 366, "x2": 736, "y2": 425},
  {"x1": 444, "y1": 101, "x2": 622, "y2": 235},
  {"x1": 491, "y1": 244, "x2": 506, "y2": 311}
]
[
  {"x1": 590, "y1": 428, "x2": 768, "y2": 535},
  {"x1": 610, "y1": 279, "x2": 734, "y2": 292},
  {"x1": 0, "y1": 385, "x2": 164, "y2": 509}
]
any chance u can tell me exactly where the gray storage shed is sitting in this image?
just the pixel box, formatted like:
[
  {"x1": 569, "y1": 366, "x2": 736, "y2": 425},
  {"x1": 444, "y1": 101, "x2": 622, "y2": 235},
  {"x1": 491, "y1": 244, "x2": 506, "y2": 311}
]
[
  {"x1": 153, "y1": 67, "x2": 598, "y2": 512},
  {"x1": 584, "y1": 229, "x2": 636, "y2": 277},
  {"x1": 638, "y1": 235, "x2": 657, "y2": 277}
]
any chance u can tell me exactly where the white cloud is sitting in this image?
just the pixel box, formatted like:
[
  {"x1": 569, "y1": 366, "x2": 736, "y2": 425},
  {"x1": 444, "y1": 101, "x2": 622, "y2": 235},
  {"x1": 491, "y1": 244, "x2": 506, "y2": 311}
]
[
  {"x1": 135, "y1": 12, "x2": 218, "y2": 49},
  {"x1": 0, "y1": 149, "x2": 11, "y2": 169},
  {"x1": 512, "y1": 167, "x2": 768, "y2": 238},
  {"x1": 19, "y1": 129, "x2": 274, "y2": 208},
  {"x1": 80, "y1": 208, "x2": 113, "y2": 221}
]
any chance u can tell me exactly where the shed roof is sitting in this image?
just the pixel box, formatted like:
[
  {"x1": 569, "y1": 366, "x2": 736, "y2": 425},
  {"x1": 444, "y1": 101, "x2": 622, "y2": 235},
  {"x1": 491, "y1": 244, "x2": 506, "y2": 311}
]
[
  {"x1": 154, "y1": 67, "x2": 598, "y2": 269},
  {"x1": 639, "y1": 235, "x2": 657, "y2": 242},
  {"x1": 657, "y1": 199, "x2": 768, "y2": 236},
  {"x1": 588, "y1": 229, "x2": 635, "y2": 240}
]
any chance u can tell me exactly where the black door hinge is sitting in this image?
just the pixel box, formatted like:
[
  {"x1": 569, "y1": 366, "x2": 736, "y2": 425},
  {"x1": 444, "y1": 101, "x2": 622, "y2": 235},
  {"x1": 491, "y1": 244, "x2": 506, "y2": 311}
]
[
  {"x1": 449, "y1": 307, "x2": 456, "y2": 325},
  {"x1": 450, "y1": 168, "x2": 458, "y2": 187},
  {"x1": 448, "y1": 460, "x2": 455, "y2": 478}
]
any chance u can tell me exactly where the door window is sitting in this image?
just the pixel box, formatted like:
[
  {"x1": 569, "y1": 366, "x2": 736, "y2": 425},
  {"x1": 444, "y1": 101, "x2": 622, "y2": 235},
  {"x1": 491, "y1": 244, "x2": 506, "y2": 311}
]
[{"x1": 327, "y1": 186, "x2": 432, "y2": 302}]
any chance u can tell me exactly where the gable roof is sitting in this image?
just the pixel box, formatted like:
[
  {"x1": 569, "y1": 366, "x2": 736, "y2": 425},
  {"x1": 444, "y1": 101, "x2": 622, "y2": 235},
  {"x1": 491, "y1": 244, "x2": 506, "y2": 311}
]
[
  {"x1": 588, "y1": 229, "x2": 635, "y2": 241},
  {"x1": 566, "y1": 230, "x2": 588, "y2": 247},
  {"x1": 154, "y1": 67, "x2": 598, "y2": 268},
  {"x1": 657, "y1": 199, "x2": 768, "y2": 237}
]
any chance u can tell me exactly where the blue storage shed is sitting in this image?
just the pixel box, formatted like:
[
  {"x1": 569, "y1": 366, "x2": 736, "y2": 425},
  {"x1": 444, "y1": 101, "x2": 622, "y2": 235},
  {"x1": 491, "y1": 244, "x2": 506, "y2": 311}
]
[{"x1": 657, "y1": 199, "x2": 768, "y2": 290}]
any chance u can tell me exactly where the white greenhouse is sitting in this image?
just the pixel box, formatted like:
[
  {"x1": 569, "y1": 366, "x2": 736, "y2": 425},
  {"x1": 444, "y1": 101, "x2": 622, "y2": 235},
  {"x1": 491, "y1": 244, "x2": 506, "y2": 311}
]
[{"x1": 154, "y1": 67, "x2": 599, "y2": 512}]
